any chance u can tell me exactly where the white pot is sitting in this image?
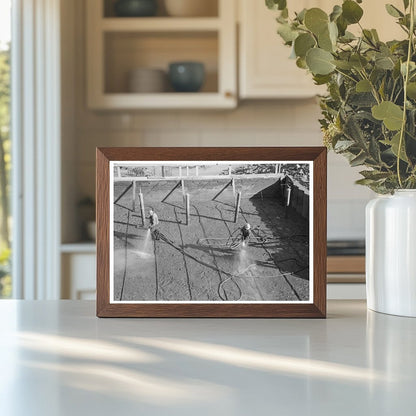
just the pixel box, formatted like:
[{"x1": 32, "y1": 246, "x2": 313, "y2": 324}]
[
  {"x1": 128, "y1": 68, "x2": 167, "y2": 93},
  {"x1": 164, "y1": 0, "x2": 218, "y2": 17},
  {"x1": 366, "y1": 190, "x2": 416, "y2": 317}
]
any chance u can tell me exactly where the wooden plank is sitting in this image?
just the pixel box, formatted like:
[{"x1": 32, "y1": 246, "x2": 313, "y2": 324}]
[
  {"x1": 92, "y1": 93, "x2": 237, "y2": 110},
  {"x1": 327, "y1": 256, "x2": 365, "y2": 274},
  {"x1": 327, "y1": 274, "x2": 365, "y2": 283},
  {"x1": 101, "y1": 17, "x2": 221, "y2": 32}
]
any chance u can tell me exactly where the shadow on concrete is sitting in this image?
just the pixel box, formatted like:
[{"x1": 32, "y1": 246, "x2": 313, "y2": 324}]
[{"x1": 182, "y1": 243, "x2": 236, "y2": 258}]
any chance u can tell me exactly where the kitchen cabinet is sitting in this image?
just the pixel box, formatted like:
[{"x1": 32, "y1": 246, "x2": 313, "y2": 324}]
[
  {"x1": 61, "y1": 245, "x2": 96, "y2": 300},
  {"x1": 86, "y1": 0, "x2": 404, "y2": 107},
  {"x1": 239, "y1": 0, "x2": 325, "y2": 99},
  {"x1": 86, "y1": 0, "x2": 237, "y2": 109},
  {"x1": 238, "y1": 0, "x2": 404, "y2": 99}
]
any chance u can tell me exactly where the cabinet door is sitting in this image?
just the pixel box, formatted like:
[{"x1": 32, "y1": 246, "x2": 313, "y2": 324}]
[
  {"x1": 62, "y1": 253, "x2": 96, "y2": 300},
  {"x1": 239, "y1": 0, "x2": 404, "y2": 99},
  {"x1": 358, "y1": 0, "x2": 404, "y2": 41},
  {"x1": 239, "y1": 0, "x2": 325, "y2": 99}
]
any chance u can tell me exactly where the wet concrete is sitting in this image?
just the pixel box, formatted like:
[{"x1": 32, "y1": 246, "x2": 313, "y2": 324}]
[{"x1": 113, "y1": 178, "x2": 309, "y2": 302}]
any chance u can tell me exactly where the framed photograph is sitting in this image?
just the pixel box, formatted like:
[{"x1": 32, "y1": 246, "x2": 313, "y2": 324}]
[{"x1": 96, "y1": 147, "x2": 326, "y2": 317}]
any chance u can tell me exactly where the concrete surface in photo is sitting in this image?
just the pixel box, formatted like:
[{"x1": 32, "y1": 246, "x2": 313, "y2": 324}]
[{"x1": 113, "y1": 176, "x2": 309, "y2": 302}]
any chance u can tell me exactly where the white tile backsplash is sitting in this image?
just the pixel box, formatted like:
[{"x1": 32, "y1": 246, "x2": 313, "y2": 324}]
[
  {"x1": 328, "y1": 199, "x2": 369, "y2": 240},
  {"x1": 142, "y1": 131, "x2": 200, "y2": 147},
  {"x1": 328, "y1": 152, "x2": 374, "y2": 200}
]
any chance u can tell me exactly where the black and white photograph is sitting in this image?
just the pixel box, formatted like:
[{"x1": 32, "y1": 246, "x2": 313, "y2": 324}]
[{"x1": 110, "y1": 161, "x2": 312, "y2": 303}]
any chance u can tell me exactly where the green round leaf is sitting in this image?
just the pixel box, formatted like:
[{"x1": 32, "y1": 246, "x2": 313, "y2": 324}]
[
  {"x1": 371, "y1": 29, "x2": 380, "y2": 42},
  {"x1": 266, "y1": 0, "x2": 287, "y2": 11},
  {"x1": 336, "y1": 15, "x2": 348, "y2": 36},
  {"x1": 313, "y1": 74, "x2": 332, "y2": 85},
  {"x1": 296, "y1": 57, "x2": 308, "y2": 69},
  {"x1": 407, "y1": 82, "x2": 416, "y2": 99},
  {"x1": 342, "y1": 0, "x2": 364, "y2": 24},
  {"x1": 356, "y1": 79, "x2": 372, "y2": 92},
  {"x1": 306, "y1": 48, "x2": 335, "y2": 75},
  {"x1": 350, "y1": 54, "x2": 368, "y2": 70},
  {"x1": 317, "y1": 22, "x2": 338, "y2": 52},
  {"x1": 328, "y1": 21, "x2": 338, "y2": 43},
  {"x1": 296, "y1": 8, "x2": 307, "y2": 23},
  {"x1": 330, "y1": 5, "x2": 342, "y2": 22},
  {"x1": 304, "y1": 8, "x2": 329, "y2": 35},
  {"x1": 318, "y1": 29, "x2": 333, "y2": 52},
  {"x1": 339, "y1": 31, "x2": 356, "y2": 43},
  {"x1": 333, "y1": 60, "x2": 353, "y2": 70},
  {"x1": 371, "y1": 101, "x2": 404, "y2": 131},
  {"x1": 386, "y1": 132, "x2": 408, "y2": 162},
  {"x1": 375, "y1": 55, "x2": 395, "y2": 70},
  {"x1": 294, "y1": 33, "x2": 316, "y2": 57},
  {"x1": 401, "y1": 61, "x2": 416, "y2": 76},
  {"x1": 277, "y1": 23, "x2": 298, "y2": 43},
  {"x1": 385, "y1": 4, "x2": 403, "y2": 18}
]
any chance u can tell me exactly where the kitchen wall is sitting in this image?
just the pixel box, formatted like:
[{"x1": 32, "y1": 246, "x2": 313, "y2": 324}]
[{"x1": 61, "y1": 0, "x2": 374, "y2": 243}]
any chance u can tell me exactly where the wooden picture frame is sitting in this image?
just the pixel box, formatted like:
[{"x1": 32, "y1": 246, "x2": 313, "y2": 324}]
[{"x1": 96, "y1": 147, "x2": 327, "y2": 318}]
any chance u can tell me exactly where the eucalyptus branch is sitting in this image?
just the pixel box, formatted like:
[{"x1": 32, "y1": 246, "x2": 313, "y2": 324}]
[
  {"x1": 393, "y1": 85, "x2": 404, "y2": 103},
  {"x1": 397, "y1": 0, "x2": 415, "y2": 188},
  {"x1": 267, "y1": 0, "x2": 416, "y2": 193},
  {"x1": 390, "y1": 79, "x2": 398, "y2": 101},
  {"x1": 359, "y1": 69, "x2": 381, "y2": 104},
  {"x1": 359, "y1": 22, "x2": 378, "y2": 49},
  {"x1": 398, "y1": 23, "x2": 410, "y2": 35},
  {"x1": 334, "y1": 68, "x2": 359, "y2": 84},
  {"x1": 405, "y1": 129, "x2": 416, "y2": 140},
  {"x1": 338, "y1": 45, "x2": 350, "y2": 53}
]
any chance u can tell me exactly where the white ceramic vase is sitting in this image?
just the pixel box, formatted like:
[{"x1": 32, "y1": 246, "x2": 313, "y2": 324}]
[{"x1": 366, "y1": 190, "x2": 416, "y2": 317}]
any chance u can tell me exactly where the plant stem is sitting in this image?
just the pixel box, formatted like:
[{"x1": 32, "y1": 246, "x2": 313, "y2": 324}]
[
  {"x1": 358, "y1": 69, "x2": 381, "y2": 104},
  {"x1": 397, "y1": 0, "x2": 415, "y2": 188},
  {"x1": 390, "y1": 79, "x2": 398, "y2": 101},
  {"x1": 334, "y1": 68, "x2": 358, "y2": 84}
]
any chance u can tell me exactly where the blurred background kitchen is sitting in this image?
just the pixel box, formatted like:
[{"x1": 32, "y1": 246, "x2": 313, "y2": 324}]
[{"x1": 1, "y1": 0, "x2": 403, "y2": 300}]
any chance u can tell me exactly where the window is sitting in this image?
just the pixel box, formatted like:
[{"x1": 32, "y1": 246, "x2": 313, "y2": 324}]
[{"x1": 0, "y1": 0, "x2": 11, "y2": 298}]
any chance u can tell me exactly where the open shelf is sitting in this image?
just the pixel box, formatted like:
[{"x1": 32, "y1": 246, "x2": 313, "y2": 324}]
[
  {"x1": 102, "y1": 17, "x2": 220, "y2": 32},
  {"x1": 91, "y1": 93, "x2": 234, "y2": 109},
  {"x1": 61, "y1": 242, "x2": 96, "y2": 254},
  {"x1": 104, "y1": 31, "x2": 218, "y2": 94},
  {"x1": 87, "y1": 0, "x2": 236, "y2": 109},
  {"x1": 103, "y1": 0, "x2": 219, "y2": 18}
]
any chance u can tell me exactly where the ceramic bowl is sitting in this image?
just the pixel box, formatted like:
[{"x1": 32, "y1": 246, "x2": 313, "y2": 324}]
[
  {"x1": 114, "y1": 0, "x2": 158, "y2": 17},
  {"x1": 168, "y1": 62, "x2": 205, "y2": 92}
]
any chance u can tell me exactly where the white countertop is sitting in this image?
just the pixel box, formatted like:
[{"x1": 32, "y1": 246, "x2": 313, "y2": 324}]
[{"x1": 0, "y1": 300, "x2": 415, "y2": 415}]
